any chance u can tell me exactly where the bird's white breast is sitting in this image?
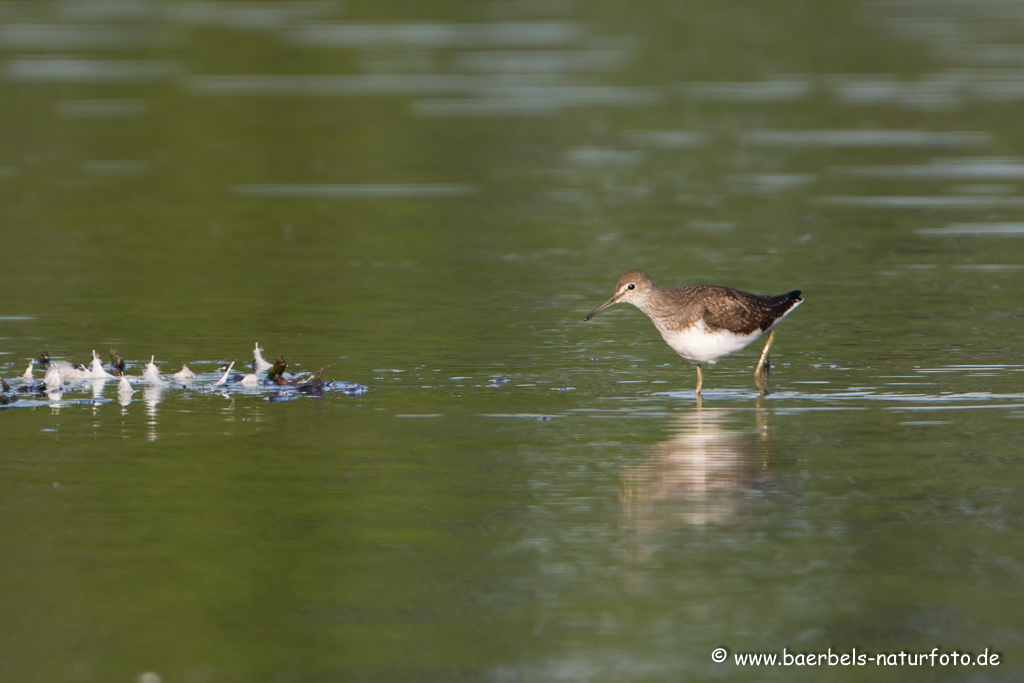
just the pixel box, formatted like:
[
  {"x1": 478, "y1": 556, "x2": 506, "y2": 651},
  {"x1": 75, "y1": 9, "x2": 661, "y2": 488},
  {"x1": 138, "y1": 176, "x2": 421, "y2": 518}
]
[{"x1": 657, "y1": 319, "x2": 762, "y2": 365}]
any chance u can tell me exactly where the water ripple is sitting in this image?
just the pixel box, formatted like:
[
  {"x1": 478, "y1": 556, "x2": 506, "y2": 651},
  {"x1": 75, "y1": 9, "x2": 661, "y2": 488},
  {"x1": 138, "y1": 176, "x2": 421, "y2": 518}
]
[
  {"x1": 5, "y1": 58, "x2": 178, "y2": 83},
  {"x1": 742, "y1": 129, "x2": 989, "y2": 148},
  {"x1": 917, "y1": 223, "x2": 1024, "y2": 236},
  {"x1": 288, "y1": 22, "x2": 584, "y2": 49},
  {"x1": 233, "y1": 183, "x2": 476, "y2": 198}
]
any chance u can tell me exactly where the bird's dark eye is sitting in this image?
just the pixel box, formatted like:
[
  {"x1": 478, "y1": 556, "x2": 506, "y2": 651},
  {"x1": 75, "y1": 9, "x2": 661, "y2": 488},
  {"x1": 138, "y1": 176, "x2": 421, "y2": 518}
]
[{"x1": 627, "y1": 283, "x2": 636, "y2": 290}]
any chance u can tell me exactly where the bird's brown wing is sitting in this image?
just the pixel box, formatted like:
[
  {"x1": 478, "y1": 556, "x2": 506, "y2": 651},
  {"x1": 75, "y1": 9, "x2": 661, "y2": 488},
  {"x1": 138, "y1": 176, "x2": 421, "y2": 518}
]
[{"x1": 691, "y1": 286, "x2": 800, "y2": 335}]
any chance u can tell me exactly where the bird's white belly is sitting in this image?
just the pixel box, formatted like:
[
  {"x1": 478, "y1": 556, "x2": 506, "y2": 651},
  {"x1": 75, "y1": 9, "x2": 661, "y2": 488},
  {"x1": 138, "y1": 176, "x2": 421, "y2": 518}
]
[{"x1": 658, "y1": 320, "x2": 762, "y2": 365}]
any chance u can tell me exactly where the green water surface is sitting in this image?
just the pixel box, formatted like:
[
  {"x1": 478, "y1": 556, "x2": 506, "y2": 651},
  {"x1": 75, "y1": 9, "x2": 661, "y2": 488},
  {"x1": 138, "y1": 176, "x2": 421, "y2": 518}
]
[{"x1": 2, "y1": 1, "x2": 1024, "y2": 681}]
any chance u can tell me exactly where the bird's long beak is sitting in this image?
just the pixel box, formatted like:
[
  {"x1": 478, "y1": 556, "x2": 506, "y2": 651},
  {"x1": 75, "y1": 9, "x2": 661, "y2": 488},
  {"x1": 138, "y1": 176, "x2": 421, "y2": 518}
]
[{"x1": 584, "y1": 292, "x2": 621, "y2": 321}]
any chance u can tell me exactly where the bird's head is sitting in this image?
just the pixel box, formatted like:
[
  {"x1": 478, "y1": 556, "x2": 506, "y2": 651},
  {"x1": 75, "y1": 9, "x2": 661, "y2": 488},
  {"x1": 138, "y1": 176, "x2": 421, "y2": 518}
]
[{"x1": 584, "y1": 269, "x2": 656, "y2": 320}]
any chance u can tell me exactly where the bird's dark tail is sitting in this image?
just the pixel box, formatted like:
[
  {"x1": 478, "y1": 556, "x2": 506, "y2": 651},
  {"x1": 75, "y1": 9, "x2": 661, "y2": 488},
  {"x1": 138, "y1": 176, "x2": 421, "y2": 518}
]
[{"x1": 769, "y1": 290, "x2": 803, "y2": 317}]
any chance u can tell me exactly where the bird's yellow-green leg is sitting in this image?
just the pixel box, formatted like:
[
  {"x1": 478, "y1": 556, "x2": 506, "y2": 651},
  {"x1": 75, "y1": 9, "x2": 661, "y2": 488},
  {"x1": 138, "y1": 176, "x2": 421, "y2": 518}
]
[
  {"x1": 754, "y1": 330, "x2": 775, "y2": 395},
  {"x1": 695, "y1": 364, "x2": 704, "y2": 395}
]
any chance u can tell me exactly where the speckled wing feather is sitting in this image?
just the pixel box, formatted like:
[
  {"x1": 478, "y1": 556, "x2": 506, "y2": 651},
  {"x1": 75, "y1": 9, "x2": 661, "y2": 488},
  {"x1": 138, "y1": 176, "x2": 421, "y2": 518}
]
[{"x1": 686, "y1": 286, "x2": 802, "y2": 335}]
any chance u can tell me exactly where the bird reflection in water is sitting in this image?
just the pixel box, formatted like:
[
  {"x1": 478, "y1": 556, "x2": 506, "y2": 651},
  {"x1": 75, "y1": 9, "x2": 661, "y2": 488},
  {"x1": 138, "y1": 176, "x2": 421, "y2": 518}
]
[
  {"x1": 144, "y1": 384, "x2": 164, "y2": 441},
  {"x1": 620, "y1": 404, "x2": 774, "y2": 567}
]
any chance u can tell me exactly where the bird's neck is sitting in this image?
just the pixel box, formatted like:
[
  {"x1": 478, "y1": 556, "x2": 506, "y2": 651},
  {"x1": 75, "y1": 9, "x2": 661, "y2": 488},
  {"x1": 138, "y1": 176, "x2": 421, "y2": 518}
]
[{"x1": 632, "y1": 285, "x2": 675, "y2": 320}]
